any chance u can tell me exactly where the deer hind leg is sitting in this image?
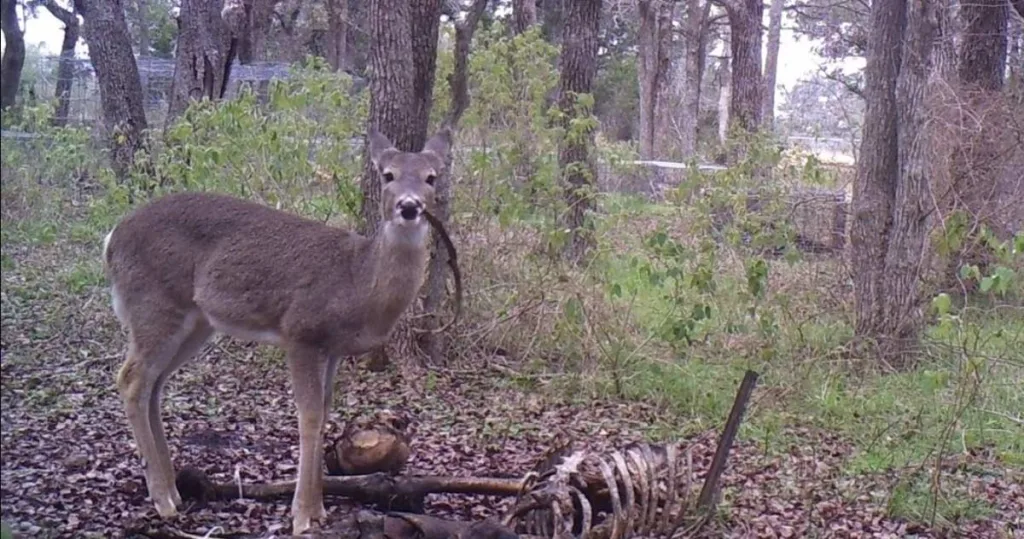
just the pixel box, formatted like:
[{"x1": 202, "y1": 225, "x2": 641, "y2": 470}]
[
  {"x1": 287, "y1": 345, "x2": 330, "y2": 534},
  {"x1": 149, "y1": 319, "x2": 214, "y2": 508},
  {"x1": 116, "y1": 301, "x2": 208, "y2": 519}
]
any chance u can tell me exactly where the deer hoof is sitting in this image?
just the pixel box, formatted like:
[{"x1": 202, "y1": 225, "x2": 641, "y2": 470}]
[
  {"x1": 154, "y1": 495, "x2": 179, "y2": 518},
  {"x1": 291, "y1": 504, "x2": 327, "y2": 535}
]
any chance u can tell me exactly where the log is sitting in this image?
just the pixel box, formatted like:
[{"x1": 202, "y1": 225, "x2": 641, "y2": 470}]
[{"x1": 176, "y1": 467, "x2": 525, "y2": 513}]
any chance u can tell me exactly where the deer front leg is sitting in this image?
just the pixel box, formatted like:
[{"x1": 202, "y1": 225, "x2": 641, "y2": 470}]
[{"x1": 287, "y1": 346, "x2": 329, "y2": 534}]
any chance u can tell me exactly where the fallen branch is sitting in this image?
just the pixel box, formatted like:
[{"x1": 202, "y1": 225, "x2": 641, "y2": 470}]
[{"x1": 177, "y1": 467, "x2": 523, "y2": 511}]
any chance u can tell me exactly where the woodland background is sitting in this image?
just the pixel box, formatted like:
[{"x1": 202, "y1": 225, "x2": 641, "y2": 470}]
[{"x1": 1, "y1": 0, "x2": 1022, "y2": 536}]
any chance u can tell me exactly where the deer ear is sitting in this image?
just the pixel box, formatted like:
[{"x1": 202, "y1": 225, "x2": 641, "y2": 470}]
[
  {"x1": 422, "y1": 127, "x2": 452, "y2": 164},
  {"x1": 368, "y1": 128, "x2": 398, "y2": 169}
]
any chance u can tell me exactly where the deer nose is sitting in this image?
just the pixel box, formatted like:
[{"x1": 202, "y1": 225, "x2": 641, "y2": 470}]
[{"x1": 396, "y1": 197, "x2": 423, "y2": 221}]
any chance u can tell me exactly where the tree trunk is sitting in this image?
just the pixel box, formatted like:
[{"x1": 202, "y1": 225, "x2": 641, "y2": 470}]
[
  {"x1": 221, "y1": 0, "x2": 269, "y2": 64},
  {"x1": 717, "y1": 44, "x2": 731, "y2": 147},
  {"x1": 851, "y1": 0, "x2": 904, "y2": 343},
  {"x1": 558, "y1": 0, "x2": 601, "y2": 265},
  {"x1": 672, "y1": 0, "x2": 709, "y2": 158},
  {"x1": 74, "y1": 0, "x2": 150, "y2": 182},
  {"x1": 40, "y1": 0, "x2": 80, "y2": 127},
  {"x1": 958, "y1": 0, "x2": 1007, "y2": 91},
  {"x1": 879, "y1": 0, "x2": 938, "y2": 362},
  {"x1": 724, "y1": 0, "x2": 762, "y2": 134},
  {"x1": 852, "y1": 0, "x2": 939, "y2": 365},
  {"x1": 0, "y1": 0, "x2": 26, "y2": 114},
  {"x1": 168, "y1": 0, "x2": 236, "y2": 122},
  {"x1": 326, "y1": 0, "x2": 349, "y2": 71},
  {"x1": 761, "y1": 0, "x2": 784, "y2": 131},
  {"x1": 513, "y1": 0, "x2": 537, "y2": 34},
  {"x1": 637, "y1": 0, "x2": 674, "y2": 159},
  {"x1": 360, "y1": 0, "x2": 418, "y2": 234},
  {"x1": 137, "y1": 0, "x2": 150, "y2": 55},
  {"x1": 540, "y1": 0, "x2": 563, "y2": 44},
  {"x1": 409, "y1": 0, "x2": 442, "y2": 150}
]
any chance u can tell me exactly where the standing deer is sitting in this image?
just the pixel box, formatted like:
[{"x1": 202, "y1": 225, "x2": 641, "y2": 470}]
[{"x1": 102, "y1": 128, "x2": 451, "y2": 534}]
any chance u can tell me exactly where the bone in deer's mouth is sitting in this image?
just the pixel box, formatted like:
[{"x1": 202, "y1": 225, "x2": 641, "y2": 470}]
[{"x1": 422, "y1": 210, "x2": 463, "y2": 334}]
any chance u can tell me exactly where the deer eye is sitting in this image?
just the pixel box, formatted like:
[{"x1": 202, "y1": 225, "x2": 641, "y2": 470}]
[
  {"x1": 383, "y1": 172, "x2": 395, "y2": 183},
  {"x1": 425, "y1": 174, "x2": 436, "y2": 186}
]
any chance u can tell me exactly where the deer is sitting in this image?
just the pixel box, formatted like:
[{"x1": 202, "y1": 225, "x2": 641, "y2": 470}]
[{"x1": 101, "y1": 127, "x2": 452, "y2": 534}]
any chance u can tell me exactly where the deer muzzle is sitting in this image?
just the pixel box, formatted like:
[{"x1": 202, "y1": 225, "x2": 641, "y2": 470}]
[{"x1": 396, "y1": 197, "x2": 424, "y2": 222}]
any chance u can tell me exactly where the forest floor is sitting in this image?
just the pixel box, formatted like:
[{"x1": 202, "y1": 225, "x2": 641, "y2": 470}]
[{"x1": 1, "y1": 196, "x2": 1022, "y2": 539}]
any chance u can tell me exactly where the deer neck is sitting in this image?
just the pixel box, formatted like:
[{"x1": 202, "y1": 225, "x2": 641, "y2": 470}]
[{"x1": 365, "y1": 221, "x2": 430, "y2": 309}]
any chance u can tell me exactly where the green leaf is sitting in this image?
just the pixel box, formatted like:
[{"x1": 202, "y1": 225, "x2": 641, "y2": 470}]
[
  {"x1": 979, "y1": 276, "x2": 995, "y2": 293},
  {"x1": 931, "y1": 293, "x2": 952, "y2": 315}
]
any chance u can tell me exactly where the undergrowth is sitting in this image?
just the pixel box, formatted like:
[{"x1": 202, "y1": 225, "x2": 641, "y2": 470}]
[{"x1": 2, "y1": 31, "x2": 1022, "y2": 533}]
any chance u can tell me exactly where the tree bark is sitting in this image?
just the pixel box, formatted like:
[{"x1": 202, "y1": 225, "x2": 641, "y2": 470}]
[
  {"x1": 74, "y1": 0, "x2": 150, "y2": 182},
  {"x1": 723, "y1": 0, "x2": 762, "y2": 134},
  {"x1": 136, "y1": 0, "x2": 149, "y2": 55},
  {"x1": 637, "y1": 0, "x2": 674, "y2": 159},
  {"x1": 958, "y1": 0, "x2": 1007, "y2": 91},
  {"x1": 167, "y1": 0, "x2": 236, "y2": 122},
  {"x1": 540, "y1": 0, "x2": 563, "y2": 44},
  {"x1": 359, "y1": 0, "x2": 418, "y2": 234},
  {"x1": 672, "y1": 0, "x2": 710, "y2": 158},
  {"x1": 558, "y1": 0, "x2": 601, "y2": 265},
  {"x1": 0, "y1": 0, "x2": 26, "y2": 114},
  {"x1": 852, "y1": 0, "x2": 939, "y2": 365},
  {"x1": 513, "y1": 0, "x2": 537, "y2": 34},
  {"x1": 761, "y1": 0, "x2": 784, "y2": 131},
  {"x1": 39, "y1": 0, "x2": 80, "y2": 127},
  {"x1": 851, "y1": 0, "x2": 904, "y2": 345},
  {"x1": 409, "y1": 0, "x2": 442, "y2": 151},
  {"x1": 326, "y1": 0, "x2": 349, "y2": 71},
  {"x1": 879, "y1": 0, "x2": 938, "y2": 362}
]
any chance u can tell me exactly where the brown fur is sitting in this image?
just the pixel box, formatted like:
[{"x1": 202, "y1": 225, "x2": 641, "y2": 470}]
[{"x1": 103, "y1": 128, "x2": 452, "y2": 535}]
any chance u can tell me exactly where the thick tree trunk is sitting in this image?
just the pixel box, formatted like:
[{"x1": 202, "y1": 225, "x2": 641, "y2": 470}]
[
  {"x1": 513, "y1": 0, "x2": 537, "y2": 34},
  {"x1": 879, "y1": 0, "x2": 938, "y2": 362},
  {"x1": 958, "y1": 0, "x2": 1007, "y2": 91},
  {"x1": 360, "y1": 0, "x2": 417, "y2": 234},
  {"x1": 40, "y1": 0, "x2": 80, "y2": 127},
  {"x1": 74, "y1": 0, "x2": 150, "y2": 182},
  {"x1": 558, "y1": 0, "x2": 601, "y2": 264},
  {"x1": 326, "y1": 0, "x2": 349, "y2": 71},
  {"x1": 168, "y1": 0, "x2": 236, "y2": 122},
  {"x1": 761, "y1": 0, "x2": 784, "y2": 131},
  {"x1": 724, "y1": 0, "x2": 762, "y2": 134},
  {"x1": 851, "y1": 0, "x2": 904, "y2": 342},
  {"x1": 637, "y1": 0, "x2": 674, "y2": 159},
  {"x1": 0, "y1": 0, "x2": 26, "y2": 113},
  {"x1": 672, "y1": 0, "x2": 709, "y2": 158},
  {"x1": 852, "y1": 0, "x2": 939, "y2": 364}
]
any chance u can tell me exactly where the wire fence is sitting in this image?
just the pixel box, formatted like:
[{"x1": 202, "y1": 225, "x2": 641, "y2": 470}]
[{"x1": 18, "y1": 54, "x2": 303, "y2": 131}]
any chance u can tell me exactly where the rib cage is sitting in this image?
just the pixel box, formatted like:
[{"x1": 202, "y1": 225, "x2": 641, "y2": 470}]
[{"x1": 504, "y1": 442, "x2": 705, "y2": 538}]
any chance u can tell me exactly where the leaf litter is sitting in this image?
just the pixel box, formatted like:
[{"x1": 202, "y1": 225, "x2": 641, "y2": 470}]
[{"x1": 1, "y1": 241, "x2": 1021, "y2": 539}]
